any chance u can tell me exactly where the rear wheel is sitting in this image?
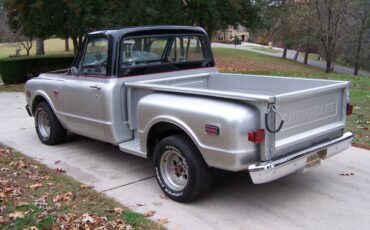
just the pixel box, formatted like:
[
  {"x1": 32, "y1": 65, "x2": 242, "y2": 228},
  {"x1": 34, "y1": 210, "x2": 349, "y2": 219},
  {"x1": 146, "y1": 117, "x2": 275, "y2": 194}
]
[
  {"x1": 153, "y1": 134, "x2": 211, "y2": 202},
  {"x1": 35, "y1": 102, "x2": 66, "y2": 145}
]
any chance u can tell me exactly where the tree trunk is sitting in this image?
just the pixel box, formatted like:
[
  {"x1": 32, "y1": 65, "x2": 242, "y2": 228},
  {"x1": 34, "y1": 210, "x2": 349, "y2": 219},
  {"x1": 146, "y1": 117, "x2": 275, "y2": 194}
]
[
  {"x1": 36, "y1": 38, "x2": 45, "y2": 55},
  {"x1": 78, "y1": 36, "x2": 83, "y2": 47},
  {"x1": 282, "y1": 47, "x2": 287, "y2": 59},
  {"x1": 293, "y1": 50, "x2": 299, "y2": 61},
  {"x1": 72, "y1": 36, "x2": 79, "y2": 56},
  {"x1": 325, "y1": 58, "x2": 332, "y2": 73},
  {"x1": 65, "y1": 38, "x2": 70, "y2": 52},
  {"x1": 304, "y1": 51, "x2": 309, "y2": 64},
  {"x1": 353, "y1": 30, "x2": 363, "y2": 76}
]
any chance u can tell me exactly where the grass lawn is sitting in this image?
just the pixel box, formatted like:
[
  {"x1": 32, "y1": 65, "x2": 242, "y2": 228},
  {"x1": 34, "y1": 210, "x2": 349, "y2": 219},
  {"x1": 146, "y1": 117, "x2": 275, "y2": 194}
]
[
  {"x1": 0, "y1": 84, "x2": 25, "y2": 92},
  {"x1": 251, "y1": 47, "x2": 281, "y2": 54},
  {"x1": 0, "y1": 39, "x2": 72, "y2": 59},
  {"x1": 298, "y1": 52, "x2": 320, "y2": 61},
  {"x1": 213, "y1": 47, "x2": 370, "y2": 148},
  {"x1": 0, "y1": 146, "x2": 163, "y2": 229}
]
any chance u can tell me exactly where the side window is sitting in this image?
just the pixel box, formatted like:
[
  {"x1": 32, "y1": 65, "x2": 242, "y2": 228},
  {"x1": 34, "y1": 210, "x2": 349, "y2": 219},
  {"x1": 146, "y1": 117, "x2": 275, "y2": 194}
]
[{"x1": 79, "y1": 37, "x2": 109, "y2": 75}]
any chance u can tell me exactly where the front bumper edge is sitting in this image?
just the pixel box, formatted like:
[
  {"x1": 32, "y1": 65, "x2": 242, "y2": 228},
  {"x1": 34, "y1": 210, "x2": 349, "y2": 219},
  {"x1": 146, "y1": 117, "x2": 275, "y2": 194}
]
[{"x1": 248, "y1": 132, "x2": 354, "y2": 184}]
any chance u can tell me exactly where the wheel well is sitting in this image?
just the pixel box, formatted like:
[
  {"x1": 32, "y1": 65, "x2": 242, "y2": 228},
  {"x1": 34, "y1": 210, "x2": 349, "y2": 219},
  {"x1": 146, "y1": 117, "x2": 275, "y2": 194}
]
[
  {"x1": 147, "y1": 122, "x2": 189, "y2": 160},
  {"x1": 32, "y1": 95, "x2": 47, "y2": 114}
]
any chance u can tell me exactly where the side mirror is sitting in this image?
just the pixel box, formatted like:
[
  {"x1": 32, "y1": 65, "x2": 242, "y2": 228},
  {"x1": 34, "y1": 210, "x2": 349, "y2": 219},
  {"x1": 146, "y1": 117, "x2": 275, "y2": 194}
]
[{"x1": 70, "y1": 66, "x2": 79, "y2": 76}]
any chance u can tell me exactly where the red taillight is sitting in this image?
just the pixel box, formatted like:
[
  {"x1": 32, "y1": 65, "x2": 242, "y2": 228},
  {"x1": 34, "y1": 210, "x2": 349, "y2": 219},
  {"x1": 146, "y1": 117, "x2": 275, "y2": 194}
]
[
  {"x1": 248, "y1": 129, "x2": 265, "y2": 144},
  {"x1": 346, "y1": 103, "x2": 353, "y2": 116}
]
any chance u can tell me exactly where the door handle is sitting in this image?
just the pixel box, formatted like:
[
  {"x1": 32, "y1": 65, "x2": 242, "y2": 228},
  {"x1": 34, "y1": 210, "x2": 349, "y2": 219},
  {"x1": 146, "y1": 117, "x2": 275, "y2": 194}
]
[{"x1": 90, "y1": 85, "x2": 101, "y2": 90}]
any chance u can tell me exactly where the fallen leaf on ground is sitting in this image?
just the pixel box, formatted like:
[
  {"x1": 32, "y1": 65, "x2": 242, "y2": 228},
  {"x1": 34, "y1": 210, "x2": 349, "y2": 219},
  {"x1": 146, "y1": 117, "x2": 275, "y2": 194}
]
[
  {"x1": 54, "y1": 160, "x2": 61, "y2": 164},
  {"x1": 159, "y1": 194, "x2": 168, "y2": 200},
  {"x1": 340, "y1": 172, "x2": 354, "y2": 176},
  {"x1": 56, "y1": 167, "x2": 66, "y2": 173},
  {"x1": 31, "y1": 164, "x2": 39, "y2": 169},
  {"x1": 24, "y1": 227, "x2": 38, "y2": 230},
  {"x1": 8, "y1": 211, "x2": 25, "y2": 219},
  {"x1": 10, "y1": 160, "x2": 26, "y2": 168},
  {"x1": 157, "y1": 218, "x2": 169, "y2": 225},
  {"x1": 29, "y1": 183, "x2": 43, "y2": 189},
  {"x1": 0, "y1": 216, "x2": 6, "y2": 223},
  {"x1": 126, "y1": 225, "x2": 133, "y2": 230},
  {"x1": 80, "y1": 184, "x2": 94, "y2": 189},
  {"x1": 82, "y1": 213, "x2": 95, "y2": 224},
  {"x1": 40, "y1": 176, "x2": 50, "y2": 180},
  {"x1": 136, "y1": 203, "x2": 144, "y2": 207},
  {"x1": 53, "y1": 192, "x2": 74, "y2": 203},
  {"x1": 16, "y1": 202, "x2": 30, "y2": 207},
  {"x1": 113, "y1": 207, "x2": 124, "y2": 214},
  {"x1": 1, "y1": 168, "x2": 9, "y2": 171},
  {"x1": 143, "y1": 210, "x2": 156, "y2": 217}
]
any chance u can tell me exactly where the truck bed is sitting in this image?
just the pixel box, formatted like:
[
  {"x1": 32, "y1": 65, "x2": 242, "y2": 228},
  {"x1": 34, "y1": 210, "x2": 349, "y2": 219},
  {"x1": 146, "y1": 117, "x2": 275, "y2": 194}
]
[
  {"x1": 126, "y1": 72, "x2": 350, "y2": 161},
  {"x1": 126, "y1": 72, "x2": 347, "y2": 103}
]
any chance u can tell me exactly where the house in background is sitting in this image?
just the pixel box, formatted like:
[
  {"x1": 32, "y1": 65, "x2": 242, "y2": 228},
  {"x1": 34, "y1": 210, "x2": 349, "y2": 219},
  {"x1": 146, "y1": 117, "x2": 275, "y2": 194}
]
[{"x1": 214, "y1": 24, "x2": 249, "y2": 42}]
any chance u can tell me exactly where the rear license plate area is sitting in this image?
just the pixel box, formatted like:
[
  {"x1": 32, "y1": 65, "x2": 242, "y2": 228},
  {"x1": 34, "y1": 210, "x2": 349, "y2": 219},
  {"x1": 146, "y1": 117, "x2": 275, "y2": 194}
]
[{"x1": 303, "y1": 149, "x2": 328, "y2": 172}]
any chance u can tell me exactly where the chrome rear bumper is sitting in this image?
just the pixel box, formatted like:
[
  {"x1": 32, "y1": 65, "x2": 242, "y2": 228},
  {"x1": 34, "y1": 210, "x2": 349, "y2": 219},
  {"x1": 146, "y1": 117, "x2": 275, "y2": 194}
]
[{"x1": 248, "y1": 132, "x2": 354, "y2": 184}]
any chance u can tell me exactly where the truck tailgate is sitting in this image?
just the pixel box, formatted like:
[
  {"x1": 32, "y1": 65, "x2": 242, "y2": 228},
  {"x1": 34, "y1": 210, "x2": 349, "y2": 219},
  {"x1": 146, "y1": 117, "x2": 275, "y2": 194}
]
[{"x1": 272, "y1": 84, "x2": 348, "y2": 159}]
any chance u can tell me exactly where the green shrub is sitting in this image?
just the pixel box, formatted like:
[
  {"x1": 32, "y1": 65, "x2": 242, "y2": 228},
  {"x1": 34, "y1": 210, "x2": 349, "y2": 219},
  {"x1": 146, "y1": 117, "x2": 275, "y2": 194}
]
[
  {"x1": 232, "y1": 36, "x2": 242, "y2": 45},
  {"x1": 0, "y1": 55, "x2": 74, "y2": 84}
]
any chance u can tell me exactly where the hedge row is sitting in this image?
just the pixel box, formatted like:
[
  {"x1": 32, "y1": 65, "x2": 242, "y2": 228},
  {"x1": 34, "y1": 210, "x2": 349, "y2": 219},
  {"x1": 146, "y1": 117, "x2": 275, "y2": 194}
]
[{"x1": 0, "y1": 55, "x2": 74, "y2": 84}]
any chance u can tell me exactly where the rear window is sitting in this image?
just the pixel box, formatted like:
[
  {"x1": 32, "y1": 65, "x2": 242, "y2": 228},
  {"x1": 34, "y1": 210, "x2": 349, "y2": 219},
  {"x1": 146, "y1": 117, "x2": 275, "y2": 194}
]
[{"x1": 119, "y1": 35, "x2": 213, "y2": 76}]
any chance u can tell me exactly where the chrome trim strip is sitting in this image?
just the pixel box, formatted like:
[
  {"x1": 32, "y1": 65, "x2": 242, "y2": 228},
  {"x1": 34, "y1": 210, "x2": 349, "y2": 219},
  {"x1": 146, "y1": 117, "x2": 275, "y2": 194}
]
[{"x1": 248, "y1": 132, "x2": 354, "y2": 184}]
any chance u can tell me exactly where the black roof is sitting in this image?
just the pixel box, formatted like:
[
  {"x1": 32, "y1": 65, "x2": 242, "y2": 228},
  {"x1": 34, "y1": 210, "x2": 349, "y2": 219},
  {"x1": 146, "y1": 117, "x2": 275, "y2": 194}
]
[{"x1": 88, "y1": 25, "x2": 207, "y2": 38}]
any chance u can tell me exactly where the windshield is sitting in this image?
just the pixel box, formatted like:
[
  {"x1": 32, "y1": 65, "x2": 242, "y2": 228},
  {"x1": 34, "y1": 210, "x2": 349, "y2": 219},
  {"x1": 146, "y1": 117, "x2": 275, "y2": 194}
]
[{"x1": 119, "y1": 35, "x2": 213, "y2": 76}]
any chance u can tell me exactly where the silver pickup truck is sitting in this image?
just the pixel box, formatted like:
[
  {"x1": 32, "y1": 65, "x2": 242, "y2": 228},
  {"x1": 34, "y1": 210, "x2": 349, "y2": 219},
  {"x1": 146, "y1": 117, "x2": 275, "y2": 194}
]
[{"x1": 25, "y1": 26, "x2": 353, "y2": 202}]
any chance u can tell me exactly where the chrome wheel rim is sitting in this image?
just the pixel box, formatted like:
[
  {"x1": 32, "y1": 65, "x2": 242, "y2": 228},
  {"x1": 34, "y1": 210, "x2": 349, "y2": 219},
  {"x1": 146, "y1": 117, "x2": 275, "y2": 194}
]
[
  {"x1": 37, "y1": 110, "x2": 50, "y2": 138},
  {"x1": 160, "y1": 149, "x2": 189, "y2": 191}
]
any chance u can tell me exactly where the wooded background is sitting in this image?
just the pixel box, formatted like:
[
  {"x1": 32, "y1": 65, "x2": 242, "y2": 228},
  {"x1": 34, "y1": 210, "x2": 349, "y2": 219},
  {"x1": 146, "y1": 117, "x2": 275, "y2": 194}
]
[{"x1": 0, "y1": 0, "x2": 369, "y2": 75}]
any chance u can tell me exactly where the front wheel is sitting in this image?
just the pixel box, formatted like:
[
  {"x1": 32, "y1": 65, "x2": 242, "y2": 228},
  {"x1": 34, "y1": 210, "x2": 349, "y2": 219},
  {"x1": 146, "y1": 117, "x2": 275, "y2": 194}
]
[
  {"x1": 153, "y1": 134, "x2": 212, "y2": 202},
  {"x1": 35, "y1": 102, "x2": 66, "y2": 145}
]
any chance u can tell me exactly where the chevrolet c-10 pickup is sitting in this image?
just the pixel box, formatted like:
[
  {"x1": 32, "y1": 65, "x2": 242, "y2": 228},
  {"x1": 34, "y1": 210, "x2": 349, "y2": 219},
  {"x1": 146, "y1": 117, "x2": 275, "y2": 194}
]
[{"x1": 25, "y1": 26, "x2": 353, "y2": 202}]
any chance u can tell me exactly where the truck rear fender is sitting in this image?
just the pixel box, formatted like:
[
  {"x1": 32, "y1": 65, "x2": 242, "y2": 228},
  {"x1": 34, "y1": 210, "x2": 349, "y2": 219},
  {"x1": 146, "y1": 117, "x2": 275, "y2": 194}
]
[{"x1": 137, "y1": 93, "x2": 261, "y2": 171}]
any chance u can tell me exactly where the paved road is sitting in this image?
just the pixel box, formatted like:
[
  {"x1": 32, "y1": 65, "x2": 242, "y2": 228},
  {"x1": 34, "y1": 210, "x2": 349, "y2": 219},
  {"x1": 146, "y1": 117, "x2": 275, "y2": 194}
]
[
  {"x1": 212, "y1": 43, "x2": 370, "y2": 77},
  {"x1": 1, "y1": 92, "x2": 370, "y2": 230}
]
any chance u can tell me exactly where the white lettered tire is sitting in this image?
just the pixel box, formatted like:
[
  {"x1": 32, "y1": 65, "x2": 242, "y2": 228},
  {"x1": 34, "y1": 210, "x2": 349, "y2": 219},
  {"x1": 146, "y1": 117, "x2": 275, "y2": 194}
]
[{"x1": 153, "y1": 134, "x2": 212, "y2": 202}]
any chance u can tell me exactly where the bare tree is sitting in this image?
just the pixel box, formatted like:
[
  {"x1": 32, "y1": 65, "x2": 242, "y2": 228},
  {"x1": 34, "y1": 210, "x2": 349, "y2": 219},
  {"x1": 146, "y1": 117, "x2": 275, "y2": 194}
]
[
  {"x1": 349, "y1": 0, "x2": 370, "y2": 75},
  {"x1": 18, "y1": 36, "x2": 33, "y2": 56},
  {"x1": 309, "y1": 0, "x2": 348, "y2": 73}
]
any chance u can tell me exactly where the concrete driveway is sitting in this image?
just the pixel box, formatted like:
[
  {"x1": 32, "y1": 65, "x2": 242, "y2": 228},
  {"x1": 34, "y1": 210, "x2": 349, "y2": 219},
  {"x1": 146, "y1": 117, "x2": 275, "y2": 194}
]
[{"x1": 1, "y1": 92, "x2": 370, "y2": 230}]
